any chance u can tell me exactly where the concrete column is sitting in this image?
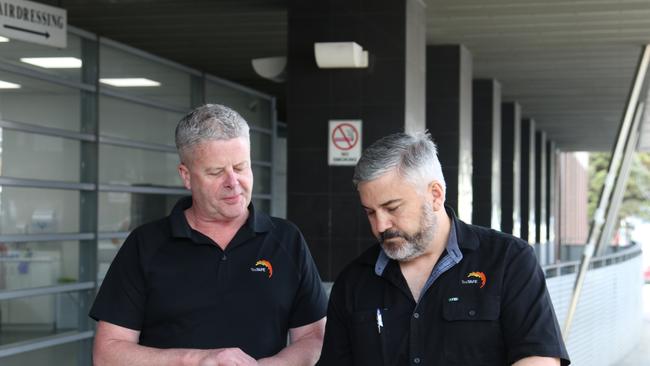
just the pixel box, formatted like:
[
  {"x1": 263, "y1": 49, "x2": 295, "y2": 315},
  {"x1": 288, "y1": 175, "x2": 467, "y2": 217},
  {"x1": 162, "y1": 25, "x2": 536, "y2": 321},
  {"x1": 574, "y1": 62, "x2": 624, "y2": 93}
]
[
  {"x1": 287, "y1": 0, "x2": 426, "y2": 281},
  {"x1": 547, "y1": 140, "x2": 558, "y2": 262},
  {"x1": 426, "y1": 45, "x2": 473, "y2": 222},
  {"x1": 472, "y1": 79, "x2": 501, "y2": 229},
  {"x1": 500, "y1": 102, "x2": 521, "y2": 236},
  {"x1": 520, "y1": 118, "x2": 536, "y2": 244},
  {"x1": 535, "y1": 131, "x2": 547, "y2": 263}
]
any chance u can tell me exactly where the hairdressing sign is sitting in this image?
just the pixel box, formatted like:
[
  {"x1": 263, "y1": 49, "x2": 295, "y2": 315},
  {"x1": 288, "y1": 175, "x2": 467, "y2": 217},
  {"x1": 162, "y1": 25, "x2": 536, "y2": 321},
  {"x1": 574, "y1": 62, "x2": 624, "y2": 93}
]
[
  {"x1": 328, "y1": 120, "x2": 362, "y2": 166},
  {"x1": 0, "y1": 0, "x2": 67, "y2": 48}
]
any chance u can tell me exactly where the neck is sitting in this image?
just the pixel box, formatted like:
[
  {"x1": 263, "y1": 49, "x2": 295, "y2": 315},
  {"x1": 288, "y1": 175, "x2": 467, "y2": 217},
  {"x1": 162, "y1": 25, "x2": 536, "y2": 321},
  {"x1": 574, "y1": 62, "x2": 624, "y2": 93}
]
[{"x1": 185, "y1": 206, "x2": 249, "y2": 232}]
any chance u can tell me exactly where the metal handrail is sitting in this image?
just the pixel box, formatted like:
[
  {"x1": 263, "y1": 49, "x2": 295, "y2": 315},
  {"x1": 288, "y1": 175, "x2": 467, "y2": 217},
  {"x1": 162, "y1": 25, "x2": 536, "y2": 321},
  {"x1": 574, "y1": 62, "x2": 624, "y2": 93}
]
[{"x1": 543, "y1": 243, "x2": 642, "y2": 278}]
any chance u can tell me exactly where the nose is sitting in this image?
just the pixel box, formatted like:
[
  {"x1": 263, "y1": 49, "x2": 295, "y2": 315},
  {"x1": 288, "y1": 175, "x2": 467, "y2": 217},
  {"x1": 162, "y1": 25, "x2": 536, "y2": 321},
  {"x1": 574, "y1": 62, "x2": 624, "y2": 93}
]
[
  {"x1": 372, "y1": 211, "x2": 393, "y2": 235},
  {"x1": 223, "y1": 168, "x2": 239, "y2": 188}
]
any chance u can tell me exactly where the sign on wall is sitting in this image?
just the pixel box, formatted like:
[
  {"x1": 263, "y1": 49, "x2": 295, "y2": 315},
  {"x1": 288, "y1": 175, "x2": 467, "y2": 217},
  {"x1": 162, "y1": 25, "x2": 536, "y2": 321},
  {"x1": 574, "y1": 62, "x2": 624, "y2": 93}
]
[
  {"x1": 0, "y1": 0, "x2": 67, "y2": 48},
  {"x1": 328, "y1": 120, "x2": 362, "y2": 166}
]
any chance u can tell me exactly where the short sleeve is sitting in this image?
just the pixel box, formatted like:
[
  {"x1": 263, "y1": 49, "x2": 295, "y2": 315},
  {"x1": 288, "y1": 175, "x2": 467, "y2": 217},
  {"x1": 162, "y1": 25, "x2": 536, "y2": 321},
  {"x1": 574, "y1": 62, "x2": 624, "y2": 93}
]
[
  {"x1": 288, "y1": 231, "x2": 328, "y2": 329},
  {"x1": 316, "y1": 278, "x2": 354, "y2": 366},
  {"x1": 501, "y1": 244, "x2": 570, "y2": 365},
  {"x1": 89, "y1": 230, "x2": 147, "y2": 331}
]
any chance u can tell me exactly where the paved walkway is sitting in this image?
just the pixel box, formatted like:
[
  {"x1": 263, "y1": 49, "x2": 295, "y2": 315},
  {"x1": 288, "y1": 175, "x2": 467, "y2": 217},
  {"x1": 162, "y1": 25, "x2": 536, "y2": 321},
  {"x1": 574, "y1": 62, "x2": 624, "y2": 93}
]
[{"x1": 615, "y1": 284, "x2": 650, "y2": 366}]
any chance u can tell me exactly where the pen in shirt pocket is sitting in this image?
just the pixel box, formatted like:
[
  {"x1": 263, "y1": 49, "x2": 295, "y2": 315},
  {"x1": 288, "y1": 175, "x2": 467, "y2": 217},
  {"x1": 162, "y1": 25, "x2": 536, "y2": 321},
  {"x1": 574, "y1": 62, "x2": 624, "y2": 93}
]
[{"x1": 376, "y1": 308, "x2": 384, "y2": 334}]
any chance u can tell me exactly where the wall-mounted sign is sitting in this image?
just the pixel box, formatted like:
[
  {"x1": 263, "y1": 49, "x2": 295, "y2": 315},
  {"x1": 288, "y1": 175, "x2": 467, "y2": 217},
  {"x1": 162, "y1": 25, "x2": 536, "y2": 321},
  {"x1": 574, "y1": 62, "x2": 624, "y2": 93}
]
[
  {"x1": 0, "y1": 0, "x2": 67, "y2": 48},
  {"x1": 328, "y1": 120, "x2": 362, "y2": 166}
]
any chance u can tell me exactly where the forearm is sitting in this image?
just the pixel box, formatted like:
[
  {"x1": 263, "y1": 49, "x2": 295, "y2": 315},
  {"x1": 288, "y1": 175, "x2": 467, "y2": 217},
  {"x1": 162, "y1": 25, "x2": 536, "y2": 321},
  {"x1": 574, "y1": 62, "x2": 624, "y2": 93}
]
[
  {"x1": 513, "y1": 356, "x2": 560, "y2": 366},
  {"x1": 257, "y1": 336, "x2": 323, "y2": 366},
  {"x1": 94, "y1": 339, "x2": 209, "y2": 366}
]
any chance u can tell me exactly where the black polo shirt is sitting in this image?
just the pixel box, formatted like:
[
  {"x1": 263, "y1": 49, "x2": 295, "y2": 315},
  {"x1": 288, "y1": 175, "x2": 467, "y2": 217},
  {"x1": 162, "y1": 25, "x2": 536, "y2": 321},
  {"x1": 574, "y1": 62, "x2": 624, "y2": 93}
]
[
  {"x1": 90, "y1": 196, "x2": 328, "y2": 359},
  {"x1": 318, "y1": 208, "x2": 570, "y2": 366}
]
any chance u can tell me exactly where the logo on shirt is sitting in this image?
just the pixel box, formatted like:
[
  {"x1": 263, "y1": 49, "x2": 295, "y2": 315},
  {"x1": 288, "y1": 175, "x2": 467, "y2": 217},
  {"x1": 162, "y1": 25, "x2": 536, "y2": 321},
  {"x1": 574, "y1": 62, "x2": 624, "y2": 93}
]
[
  {"x1": 461, "y1": 271, "x2": 486, "y2": 288},
  {"x1": 250, "y1": 259, "x2": 273, "y2": 278}
]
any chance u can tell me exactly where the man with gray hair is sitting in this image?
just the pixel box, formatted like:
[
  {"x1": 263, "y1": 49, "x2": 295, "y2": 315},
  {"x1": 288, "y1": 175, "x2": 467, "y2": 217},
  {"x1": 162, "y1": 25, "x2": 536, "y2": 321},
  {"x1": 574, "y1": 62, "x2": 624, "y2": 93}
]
[
  {"x1": 318, "y1": 132, "x2": 570, "y2": 366},
  {"x1": 90, "y1": 104, "x2": 328, "y2": 366}
]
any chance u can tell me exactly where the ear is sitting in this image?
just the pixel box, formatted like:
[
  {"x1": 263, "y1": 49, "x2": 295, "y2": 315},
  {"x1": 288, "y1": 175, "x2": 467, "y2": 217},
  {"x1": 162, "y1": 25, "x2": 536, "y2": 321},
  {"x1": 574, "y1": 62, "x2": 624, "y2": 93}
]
[
  {"x1": 178, "y1": 163, "x2": 192, "y2": 190},
  {"x1": 427, "y1": 180, "x2": 445, "y2": 211}
]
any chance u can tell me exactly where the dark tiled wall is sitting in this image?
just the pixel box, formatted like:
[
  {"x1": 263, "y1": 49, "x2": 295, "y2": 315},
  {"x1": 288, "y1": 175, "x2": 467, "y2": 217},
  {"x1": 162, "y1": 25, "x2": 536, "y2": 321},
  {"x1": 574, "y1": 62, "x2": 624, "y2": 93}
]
[
  {"x1": 520, "y1": 118, "x2": 536, "y2": 243},
  {"x1": 426, "y1": 45, "x2": 472, "y2": 215},
  {"x1": 501, "y1": 102, "x2": 521, "y2": 235},
  {"x1": 287, "y1": 0, "x2": 408, "y2": 281},
  {"x1": 472, "y1": 79, "x2": 501, "y2": 228}
]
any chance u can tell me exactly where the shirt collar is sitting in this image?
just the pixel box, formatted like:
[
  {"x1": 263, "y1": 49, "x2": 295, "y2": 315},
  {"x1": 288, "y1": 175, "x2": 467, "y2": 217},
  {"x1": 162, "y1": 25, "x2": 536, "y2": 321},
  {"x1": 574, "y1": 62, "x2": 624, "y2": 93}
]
[
  {"x1": 374, "y1": 206, "x2": 463, "y2": 276},
  {"x1": 170, "y1": 196, "x2": 274, "y2": 240}
]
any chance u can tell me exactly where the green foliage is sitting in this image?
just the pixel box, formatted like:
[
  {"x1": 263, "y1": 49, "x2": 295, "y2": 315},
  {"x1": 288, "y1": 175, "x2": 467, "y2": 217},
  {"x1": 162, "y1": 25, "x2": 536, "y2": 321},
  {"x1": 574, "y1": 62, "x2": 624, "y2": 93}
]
[{"x1": 588, "y1": 152, "x2": 650, "y2": 222}]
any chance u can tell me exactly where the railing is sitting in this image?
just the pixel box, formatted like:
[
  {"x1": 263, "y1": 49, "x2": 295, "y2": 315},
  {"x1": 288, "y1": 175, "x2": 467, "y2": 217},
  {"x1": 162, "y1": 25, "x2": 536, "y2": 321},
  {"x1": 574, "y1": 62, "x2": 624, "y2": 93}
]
[{"x1": 544, "y1": 243, "x2": 642, "y2": 278}]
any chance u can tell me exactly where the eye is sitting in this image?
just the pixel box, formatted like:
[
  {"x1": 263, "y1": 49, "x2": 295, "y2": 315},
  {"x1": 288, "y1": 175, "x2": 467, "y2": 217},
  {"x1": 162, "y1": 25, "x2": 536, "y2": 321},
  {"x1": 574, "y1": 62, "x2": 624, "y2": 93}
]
[
  {"x1": 387, "y1": 206, "x2": 399, "y2": 213},
  {"x1": 365, "y1": 209, "x2": 375, "y2": 217}
]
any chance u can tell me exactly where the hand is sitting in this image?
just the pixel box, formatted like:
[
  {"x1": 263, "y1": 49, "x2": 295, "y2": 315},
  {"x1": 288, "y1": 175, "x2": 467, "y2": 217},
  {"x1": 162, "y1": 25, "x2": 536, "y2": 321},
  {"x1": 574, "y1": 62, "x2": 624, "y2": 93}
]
[{"x1": 198, "y1": 348, "x2": 258, "y2": 366}]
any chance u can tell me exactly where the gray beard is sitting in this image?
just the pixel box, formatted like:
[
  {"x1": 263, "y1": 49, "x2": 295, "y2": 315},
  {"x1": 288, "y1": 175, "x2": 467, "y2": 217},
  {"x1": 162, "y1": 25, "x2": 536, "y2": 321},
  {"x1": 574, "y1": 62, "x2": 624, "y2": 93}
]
[{"x1": 380, "y1": 203, "x2": 437, "y2": 261}]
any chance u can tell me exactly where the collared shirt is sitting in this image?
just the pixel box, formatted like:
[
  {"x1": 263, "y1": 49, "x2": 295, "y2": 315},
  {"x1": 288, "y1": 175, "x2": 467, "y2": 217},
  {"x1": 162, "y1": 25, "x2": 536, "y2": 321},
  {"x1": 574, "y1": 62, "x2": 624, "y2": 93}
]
[
  {"x1": 318, "y1": 206, "x2": 570, "y2": 366},
  {"x1": 90, "y1": 196, "x2": 328, "y2": 359}
]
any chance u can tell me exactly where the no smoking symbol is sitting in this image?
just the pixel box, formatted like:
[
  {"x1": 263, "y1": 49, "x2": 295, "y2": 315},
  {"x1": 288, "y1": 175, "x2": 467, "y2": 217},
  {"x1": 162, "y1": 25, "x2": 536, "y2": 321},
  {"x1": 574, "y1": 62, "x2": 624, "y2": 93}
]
[{"x1": 332, "y1": 123, "x2": 359, "y2": 151}]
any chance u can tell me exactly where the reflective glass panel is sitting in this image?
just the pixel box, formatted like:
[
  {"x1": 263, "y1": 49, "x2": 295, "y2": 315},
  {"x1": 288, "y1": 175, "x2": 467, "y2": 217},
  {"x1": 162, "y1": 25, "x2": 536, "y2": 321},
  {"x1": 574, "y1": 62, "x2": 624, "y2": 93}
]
[
  {"x1": 252, "y1": 165, "x2": 271, "y2": 195},
  {"x1": 99, "y1": 95, "x2": 185, "y2": 146},
  {"x1": 0, "y1": 187, "x2": 79, "y2": 235},
  {"x1": 98, "y1": 192, "x2": 184, "y2": 232},
  {"x1": 100, "y1": 43, "x2": 192, "y2": 108},
  {"x1": 251, "y1": 130, "x2": 271, "y2": 162},
  {"x1": 0, "y1": 241, "x2": 80, "y2": 290},
  {"x1": 0, "y1": 292, "x2": 87, "y2": 345},
  {"x1": 0, "y1": 341, "x2": 79, "y2": 366},
  {"x1": 0, "y1": 33, "x2": 84, "y2": 82},
  {"x1": 205, "y1": 80, "x2": 272, "y2": 129},
  {"x1": 253, "y1": 198, "x2": 271, "y2": 215},
  {"x1": 99, "y1": 144, "x2": 182, "y2": 187},
  {"x1": 0, "y1": 129, "x2": 80, "y2": 181},
  {"x1": 0, "y1": 71, "x2": 81, "y2": 131}
]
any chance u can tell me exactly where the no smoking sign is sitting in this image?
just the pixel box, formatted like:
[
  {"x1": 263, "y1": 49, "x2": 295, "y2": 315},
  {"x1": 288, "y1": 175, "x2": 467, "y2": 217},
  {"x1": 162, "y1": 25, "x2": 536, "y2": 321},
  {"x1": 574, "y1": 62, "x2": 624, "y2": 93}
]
[{"x1": 328, "y1": 120, "x2": 362, "y2": 166}]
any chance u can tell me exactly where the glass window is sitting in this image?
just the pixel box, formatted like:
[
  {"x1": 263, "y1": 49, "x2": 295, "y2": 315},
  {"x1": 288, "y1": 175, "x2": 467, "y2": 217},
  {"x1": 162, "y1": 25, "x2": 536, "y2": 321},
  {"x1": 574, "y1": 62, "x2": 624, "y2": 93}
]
[
  {"x1": 0, "y1": 71, "x2": 81, "y2": 131},
  {"x1": 252, "y1": 165, "x2": 271, "y2": 195},
  {"x1": 0, "y1": 292, "x2": 86, "y2": 344},
  {"x1": 253, "y1": 198, "x2": 271, "y2": 215},
  {"x1": 0, "y1": 33, "x2": 84, "y2": 83},
  {"x1": 205, "y1": 80, "x2": 272, "y2": 129},
  {"x1": 0, "y1": 341, "x2": 79, "y2": 366},
  {"x1": 98, "y1": 192, "x2": 184, "y2": 232},
  {"x1": 0, "y1": 241, "x2": 80, "y2": 290},
  {"x1": 0, "y1": 129, "x2": 80, "y2": 182},
  {"x1": 99, "y1": 144, "x2": 182, "y2": 187},
  {"x1": 0, "y1": 187, "x2": 79, "y2": 235},
  {"x1": 251, "y1": 130, "x2": 272, "y2": 162},
  {"x1": 99, "y1": 95, "x2": 185, "y2": 146},
  {"x1": 100, "y1": 43, "x2": 192, "y2": 108}
]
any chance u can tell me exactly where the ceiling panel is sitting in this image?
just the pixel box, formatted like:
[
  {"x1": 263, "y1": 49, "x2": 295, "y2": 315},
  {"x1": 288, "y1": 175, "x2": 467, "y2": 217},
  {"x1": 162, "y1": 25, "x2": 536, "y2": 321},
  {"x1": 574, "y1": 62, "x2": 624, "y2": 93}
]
[{"x1": 30, "y1": 0, "x2": 650, "y2": 150}]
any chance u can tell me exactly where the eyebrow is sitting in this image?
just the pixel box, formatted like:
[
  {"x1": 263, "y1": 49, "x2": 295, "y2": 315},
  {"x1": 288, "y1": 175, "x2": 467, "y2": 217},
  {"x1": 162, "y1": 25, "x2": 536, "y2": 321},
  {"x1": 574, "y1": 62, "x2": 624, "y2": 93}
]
[{"x1": 361, "y1": 199, "x2": 402, "y2": 210}]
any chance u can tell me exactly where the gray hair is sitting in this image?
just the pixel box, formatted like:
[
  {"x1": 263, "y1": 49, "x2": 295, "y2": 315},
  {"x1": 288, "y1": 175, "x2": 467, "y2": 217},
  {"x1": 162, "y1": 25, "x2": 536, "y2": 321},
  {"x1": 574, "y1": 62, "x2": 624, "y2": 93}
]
[
  {"x1": 353, "y1": 131, "x2": 446, "y2": 193},
  {"x1": 175, "y1": 104, "x2": 250, "y2": 162}
]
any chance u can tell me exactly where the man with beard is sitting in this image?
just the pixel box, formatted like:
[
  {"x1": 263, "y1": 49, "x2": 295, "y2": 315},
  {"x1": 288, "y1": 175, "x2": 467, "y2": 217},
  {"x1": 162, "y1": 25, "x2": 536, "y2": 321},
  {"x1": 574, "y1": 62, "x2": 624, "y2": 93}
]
[{"x1": 317, "y1": 132, "x2": 570, "y2": 366}]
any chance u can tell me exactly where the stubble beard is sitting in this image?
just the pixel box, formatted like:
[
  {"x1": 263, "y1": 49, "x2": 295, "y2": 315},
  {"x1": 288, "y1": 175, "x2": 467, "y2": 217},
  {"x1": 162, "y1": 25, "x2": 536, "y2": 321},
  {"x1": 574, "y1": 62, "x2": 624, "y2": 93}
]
[{"x1": 379, "y1": 202, "x2": 437, "y2": 261}]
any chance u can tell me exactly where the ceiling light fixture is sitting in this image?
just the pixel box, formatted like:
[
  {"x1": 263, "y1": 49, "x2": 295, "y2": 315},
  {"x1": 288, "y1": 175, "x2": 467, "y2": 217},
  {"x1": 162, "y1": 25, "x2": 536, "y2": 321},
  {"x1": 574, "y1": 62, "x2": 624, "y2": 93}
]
[
  {"x1": 0, "y1": 36, "x2": 9, "y2": 42},
  {"x1": 99, "y1": 78, "x2": 161, "y2": 87},
  {"x1": 20, "y1": 57, "x2": 82, "y2": 69},
  {"x1": 0, "y1": 80, "x2": 21, "y2": 89}
]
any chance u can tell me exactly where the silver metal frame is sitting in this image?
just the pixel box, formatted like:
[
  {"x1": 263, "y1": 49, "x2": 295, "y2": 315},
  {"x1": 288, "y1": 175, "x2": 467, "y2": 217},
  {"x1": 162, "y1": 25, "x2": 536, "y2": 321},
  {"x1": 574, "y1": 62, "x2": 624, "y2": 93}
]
[
  {"x1": 99, "y1": 135, "x2": 176, "y2": 153},
  {"x1": 0, "y1": 282, "x2": 95, "y2": 301},
  {"x1": 99, "y1": 88, "x2": 190, "y2": 114},
  {"x1": 98, "y1": 184, "x2": 188, "y2": 195},
  {"x1": 0, "y1": 233, "x2": 95, "y2": 243},
  {"x1": 0, "y1": 119, "x2": 96, "y2": 142},
  {"x1": 99, "y1": 37, "x2": 202, "y2": 76},
  {"x1": 0, "y1": 62, "x2": 96, "y2": 92},
  {"x1": 563, "y1": 44, "x2": 650, "y2": 338},
  {"x1": 0, "y1": 331, "x2": 95, "y2": 358},
  {"x1": 0, "y1": 177, "x2": 95, "y2": 191}
]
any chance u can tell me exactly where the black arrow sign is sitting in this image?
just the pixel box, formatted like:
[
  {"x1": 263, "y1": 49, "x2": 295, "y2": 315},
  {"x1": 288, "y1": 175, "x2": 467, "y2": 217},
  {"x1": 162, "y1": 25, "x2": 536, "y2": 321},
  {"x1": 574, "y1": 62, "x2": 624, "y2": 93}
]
[{"x1": 3, "y1": 24, "x2": 50, "y2": 38}]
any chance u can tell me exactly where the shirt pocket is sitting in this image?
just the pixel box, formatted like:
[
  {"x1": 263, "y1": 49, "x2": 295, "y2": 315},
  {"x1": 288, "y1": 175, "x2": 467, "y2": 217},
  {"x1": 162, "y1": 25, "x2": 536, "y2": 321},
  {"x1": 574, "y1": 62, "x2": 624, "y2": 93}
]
[
  {"x1": 442, "y1": 295, "x2": 506, "y2": 365},
  {"x1": 349, "y1": 309, "x2": 390, "y2": 366}
]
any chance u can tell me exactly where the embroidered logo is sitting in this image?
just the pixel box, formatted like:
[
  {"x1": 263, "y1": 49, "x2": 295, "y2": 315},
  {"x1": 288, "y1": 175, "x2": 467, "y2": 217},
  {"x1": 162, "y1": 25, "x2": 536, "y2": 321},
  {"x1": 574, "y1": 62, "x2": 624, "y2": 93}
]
[
  {"x1": 250, "y1": 259, "x2": 273, "y2": 278},
  {"x1": 461, "y1": 271, "x2": 486, "y2": 288}
]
